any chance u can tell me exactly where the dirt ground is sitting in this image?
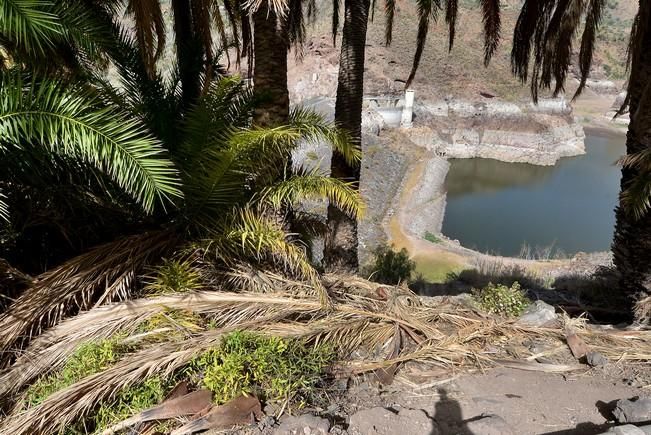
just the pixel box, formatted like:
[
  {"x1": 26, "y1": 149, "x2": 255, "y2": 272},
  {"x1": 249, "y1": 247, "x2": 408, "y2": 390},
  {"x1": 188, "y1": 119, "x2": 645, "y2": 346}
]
[{"x1": 328, "y1": 362, "x2": 651, "y2": 435}]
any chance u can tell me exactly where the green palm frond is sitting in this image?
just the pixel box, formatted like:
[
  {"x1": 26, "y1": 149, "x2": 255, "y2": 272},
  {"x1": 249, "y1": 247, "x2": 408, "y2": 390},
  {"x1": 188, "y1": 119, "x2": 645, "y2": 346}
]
[
  {"x1": 289, "y1": 106, "x2": 360, "y2": 167},
  {"x1": 511, "y1": 0, "x2": 605, "y2": 101},
  {"x1": 0, "y1": 0, "x2": 62, "y2": 55},
  {"x1": 261, "y1": 169, "x2": 365, "y2": 219},
  {"x1": 0, "y1": 73, "x2": 182, "y2": 213},
  {"x1": 620, "y1": 171, "x2": 651, "y2": 221},
  {"x1": 206, "y1": 207, "x2": 328, "y2": 304}
]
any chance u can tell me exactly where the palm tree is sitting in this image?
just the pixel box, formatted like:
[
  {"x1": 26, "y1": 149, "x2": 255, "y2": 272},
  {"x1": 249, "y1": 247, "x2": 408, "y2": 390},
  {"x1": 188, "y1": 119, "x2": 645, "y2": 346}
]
[
  {"x1": 507, "y1": 0, "x2": 651, "y2": 320},
  {"x1": 323, "y1": 0, "x2": 370, "y2": 271},
  {"x1": 324, "y1": 0, "x2": 503, "y2": 271},
  {"x1": 0, "y1": 28, "x2": 363, "y2": 362}
]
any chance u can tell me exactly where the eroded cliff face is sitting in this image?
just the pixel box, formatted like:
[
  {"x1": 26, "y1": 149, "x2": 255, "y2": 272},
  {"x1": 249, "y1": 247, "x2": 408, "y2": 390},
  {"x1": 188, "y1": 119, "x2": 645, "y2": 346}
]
[{"x1": 397, "y1": 98, "x2": 586, "y2": 166}]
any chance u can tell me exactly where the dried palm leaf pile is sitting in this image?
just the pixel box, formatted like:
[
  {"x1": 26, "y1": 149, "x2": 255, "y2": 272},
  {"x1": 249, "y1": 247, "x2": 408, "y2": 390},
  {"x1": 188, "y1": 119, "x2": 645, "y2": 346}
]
[{"x1": 0, "y1": 273, "x2": 650, "y2": 434}]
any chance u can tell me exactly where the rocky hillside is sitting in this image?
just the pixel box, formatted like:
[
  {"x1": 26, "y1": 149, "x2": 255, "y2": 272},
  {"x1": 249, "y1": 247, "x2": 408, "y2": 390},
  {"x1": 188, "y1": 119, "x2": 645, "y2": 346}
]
[{"x1": 289, "y1": 0, "x2": 636, "y2": 103}]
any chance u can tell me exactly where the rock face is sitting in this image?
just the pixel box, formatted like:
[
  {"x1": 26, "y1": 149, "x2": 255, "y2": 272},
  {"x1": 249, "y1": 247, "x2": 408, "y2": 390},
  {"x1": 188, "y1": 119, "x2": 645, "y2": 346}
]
[
  {"x1": 517, "y1": 300, "x2": 558, "y2": 327},
  {"x1": 614, "y1": 398, "x2": 651, "y2": 424},
  {"x1": 407, "y1": 97, "x2": 586, "y2": 166},
  {"x1": 348, "y1": 407, "x2": 439, "y2": 435}
]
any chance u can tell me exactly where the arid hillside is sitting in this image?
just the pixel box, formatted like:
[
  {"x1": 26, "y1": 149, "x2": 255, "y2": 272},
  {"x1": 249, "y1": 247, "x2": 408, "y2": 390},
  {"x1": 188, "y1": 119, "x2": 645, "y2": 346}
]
[{"x1": 289, "y1": 0, "x2": 636, "y2": 102}]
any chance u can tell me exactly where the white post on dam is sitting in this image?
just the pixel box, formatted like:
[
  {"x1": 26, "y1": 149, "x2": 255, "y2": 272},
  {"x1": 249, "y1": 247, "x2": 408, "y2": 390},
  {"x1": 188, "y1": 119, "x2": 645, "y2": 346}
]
[{"x1": 401, "y1": 89, "x2": 415, "y2": 128}]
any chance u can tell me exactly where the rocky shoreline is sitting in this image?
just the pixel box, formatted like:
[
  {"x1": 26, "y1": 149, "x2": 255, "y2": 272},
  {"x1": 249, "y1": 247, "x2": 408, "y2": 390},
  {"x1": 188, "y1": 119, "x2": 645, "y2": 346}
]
[{"x1": 357, "y1": 96, "x2": 591, "y2": 266}]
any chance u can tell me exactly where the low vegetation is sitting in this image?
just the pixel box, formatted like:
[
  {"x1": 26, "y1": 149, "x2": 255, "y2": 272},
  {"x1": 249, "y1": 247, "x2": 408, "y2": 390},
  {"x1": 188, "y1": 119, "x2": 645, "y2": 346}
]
[
  {"x1": 191, "y1": 331, "x2": 335, "y2": 408},
  {"x1": 472, "y1": 282, "x2": 531, "y2": 317},
  {"x1": 25, "y1": 338, "x2": 129, "y2": 407},
  {"x1": 368, "y1": 244, "x2": 416, "y2": 285}
]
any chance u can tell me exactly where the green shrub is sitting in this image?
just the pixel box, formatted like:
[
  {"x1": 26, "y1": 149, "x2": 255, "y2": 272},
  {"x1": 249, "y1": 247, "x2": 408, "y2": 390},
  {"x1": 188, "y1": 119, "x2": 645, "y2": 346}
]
[
  {"x1": 25, "y1": 338, "x2": 129, "y2": 407},
  {"x1": 369, "y1": 244, "x2": 415, "y2": 285},
  {"x1": 145, "y1": 259, "x2": 203, "y2": 294},
  {"x1": 192, "y1": 331, "x2": 334, "y2": 407},
  {"x1": 424, "y1": 232, "x2": 441, "y2": 244},
  {"x1": 472, "y1": 282, "x2": 531, "y2": 317}
]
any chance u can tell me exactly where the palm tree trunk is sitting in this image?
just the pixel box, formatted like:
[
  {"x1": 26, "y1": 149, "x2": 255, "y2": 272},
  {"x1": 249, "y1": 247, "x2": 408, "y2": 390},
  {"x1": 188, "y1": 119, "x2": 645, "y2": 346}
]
[
  {"x1": 324, "y1": 0, "x2": 370, "y2": 272},
  {"x1": 252, "y1": 4, "x2": 289, "y2": 126},
  {"x1": 612, "y1": 10, "x2": 651, "y2": 318},
  {"x1": 172, "y1": 0, "x2": 201, "y2": 108}
]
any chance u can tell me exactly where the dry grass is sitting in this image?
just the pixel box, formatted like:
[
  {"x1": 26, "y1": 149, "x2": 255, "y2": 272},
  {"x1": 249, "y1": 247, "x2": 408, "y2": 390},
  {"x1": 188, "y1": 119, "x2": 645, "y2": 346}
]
[{"x1": 0, "y1": 274, "x2": 650, "y2": 434}]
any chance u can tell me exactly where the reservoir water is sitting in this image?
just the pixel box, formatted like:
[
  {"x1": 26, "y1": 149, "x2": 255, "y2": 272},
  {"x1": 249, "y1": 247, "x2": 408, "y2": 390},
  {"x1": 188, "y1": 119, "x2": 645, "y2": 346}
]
[{"x1": 441, "y1": 131, "x2": 626, "y2": 256}]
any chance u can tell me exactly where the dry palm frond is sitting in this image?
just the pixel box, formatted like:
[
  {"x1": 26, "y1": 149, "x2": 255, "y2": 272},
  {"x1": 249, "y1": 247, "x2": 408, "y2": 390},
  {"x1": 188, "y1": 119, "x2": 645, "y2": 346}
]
[
  {"x1": 2, "y1": 278, "x2": 651, "y2": 433},
  {"x1": 0, "y1": 230, "x2": 178, "y2": 365},
  {"x1": 635, "y1": 296, "x2": 651, "y2": 324}
]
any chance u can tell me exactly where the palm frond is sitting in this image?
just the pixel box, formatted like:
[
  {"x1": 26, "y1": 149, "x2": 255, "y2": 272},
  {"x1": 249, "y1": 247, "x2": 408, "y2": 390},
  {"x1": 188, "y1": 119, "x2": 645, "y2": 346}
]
[
  {"x1": 261, "y1": 169, "x2": 365, "y2": 219},
  {"x1": 405, "y1": 0, "x2": 440, "y2": 88},
  {"x1": 289, "y1": 106, "x2": 361, "y2": 167},
  {"x1": 444, "y1": 0, "x2": 458, "y2": 51},
  {"x1": 480, "y1": 0, "x2": 500, "y2": 65},
  {"x1": 0, "y1": 190, "x2": 8, "y2": 222},
  {"x1": 0, "y1": 230, "x2": 178, "y2": 364},
  {"x1": 620, "y1": 170, "x2": 651, "y2": 220},
  {"x1": 0, "y1": 0, "x2": 62, "y2": 56},
  {"x1": 0, "y1": 73, "x2": 182, "y2": 212},
  {"x1": 384, "y1": 0, "x2": 396, "y2": 45},
  {"x1": 511, "y1": 0, "x2": 604, "y2": 102},
  {"x1": 207, "y1": 207, "x2": 329, "y2": 304},
  {"x1": 574, "y1": 0, "x2": 604, "y2": 98},
  {"x1": 617, "y1": 0, "x2": 649, "y2": 115},
  {"x1": 126, "y1": 0, "x2": 166, "y2": 75}
]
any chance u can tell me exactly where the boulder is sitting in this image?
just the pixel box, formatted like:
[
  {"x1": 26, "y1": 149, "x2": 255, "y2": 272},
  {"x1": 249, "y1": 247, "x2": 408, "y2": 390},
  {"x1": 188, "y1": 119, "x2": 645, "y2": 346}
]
[
  {"x1": 517, "y1": 300, "x2": 558, "y2": 326},
  {"x1": 348, "y1": 407, "x2": 439, "y2": 435},
  {"x1": 613, "y1": 398, "x2": 651, "y2": 424}
]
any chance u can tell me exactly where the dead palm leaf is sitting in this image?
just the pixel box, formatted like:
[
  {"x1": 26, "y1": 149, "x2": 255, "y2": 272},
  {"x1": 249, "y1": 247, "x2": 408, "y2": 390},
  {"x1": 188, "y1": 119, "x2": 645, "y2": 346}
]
[{"x1": 0, "y1": 230, "x2": 178, "y2": 366}]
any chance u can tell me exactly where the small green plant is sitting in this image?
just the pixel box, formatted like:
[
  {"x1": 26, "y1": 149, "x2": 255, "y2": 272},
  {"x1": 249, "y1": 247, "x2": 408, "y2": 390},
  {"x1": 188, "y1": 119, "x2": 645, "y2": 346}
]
[
  {"x1": 472, "y1": 282, "x2": 531, "y2": 317},
  {"x1": 191, "y1": 331, "x2": 334, "y2": 407},
  {"x1": 25, "y1": 338, "x2": 129, "y2": 407},
  {"x1": 369, "y1": 244, "x2": 415, "y2": 285},
  {"x1": 424, "y1": 231, "x2": 441, "y2": 244},
  {"x1": 92, "y1": 376, "x2": 169, "y2": 431},
  {"x1": 145, "y1": 259, "x2": 203, "y2": 294}
]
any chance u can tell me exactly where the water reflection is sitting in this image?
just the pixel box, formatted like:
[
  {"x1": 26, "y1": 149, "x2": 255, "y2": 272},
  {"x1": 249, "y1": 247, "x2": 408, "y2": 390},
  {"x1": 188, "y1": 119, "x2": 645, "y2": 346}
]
[{"x1": 441, "y1": 132, "x2": 625, "y2": 256}]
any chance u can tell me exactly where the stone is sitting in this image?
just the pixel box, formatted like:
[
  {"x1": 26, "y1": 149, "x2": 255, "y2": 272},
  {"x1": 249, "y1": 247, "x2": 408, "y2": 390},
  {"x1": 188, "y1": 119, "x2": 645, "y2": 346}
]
[
  {"x1": 613, "y1": 398, "x2": 651, "y2": 424},
  {"x1": 610, "y1": 424, "x2": 647, "y2": 435},
  {"x1": 465, "y1": 414, "x2": 515, "y2": 435},
  {"x1": 274, "y1": 414, "x2": 331, "y2": 435},
  {"x1": 517, "y1": 300, "x2": 558, "y2": 327},
  {"x1": 586, "y1": 351, "x2": 609, "y2": 367},
  {"x1": 348, "y1": 407, "x2": 439, "y2": 435}
]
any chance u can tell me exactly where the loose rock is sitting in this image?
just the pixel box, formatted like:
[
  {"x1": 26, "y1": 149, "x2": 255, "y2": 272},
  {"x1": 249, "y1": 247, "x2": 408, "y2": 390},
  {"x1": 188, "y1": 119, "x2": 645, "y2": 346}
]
[
  {"x1": 465, "y1": 414, "x2": 515, "y2": 435},
  {"x1": 517, "y1": 300, "x2": 558, "y2": 327},
  {"x1": 607, "y1": 424, "x2": 647, "y2": 435},
  {"x1": 586, "y1": 351, "x2": 609, "y2": 367},
  {"x1": 613, "y1": 398, "x2": 651, "y2": 424},
  {"x1": 274, "y1": 414, "x2": 331, "y2": 435},
  {"x1": 348, "y1": 407, "x2": 439, "y2": 435}
]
